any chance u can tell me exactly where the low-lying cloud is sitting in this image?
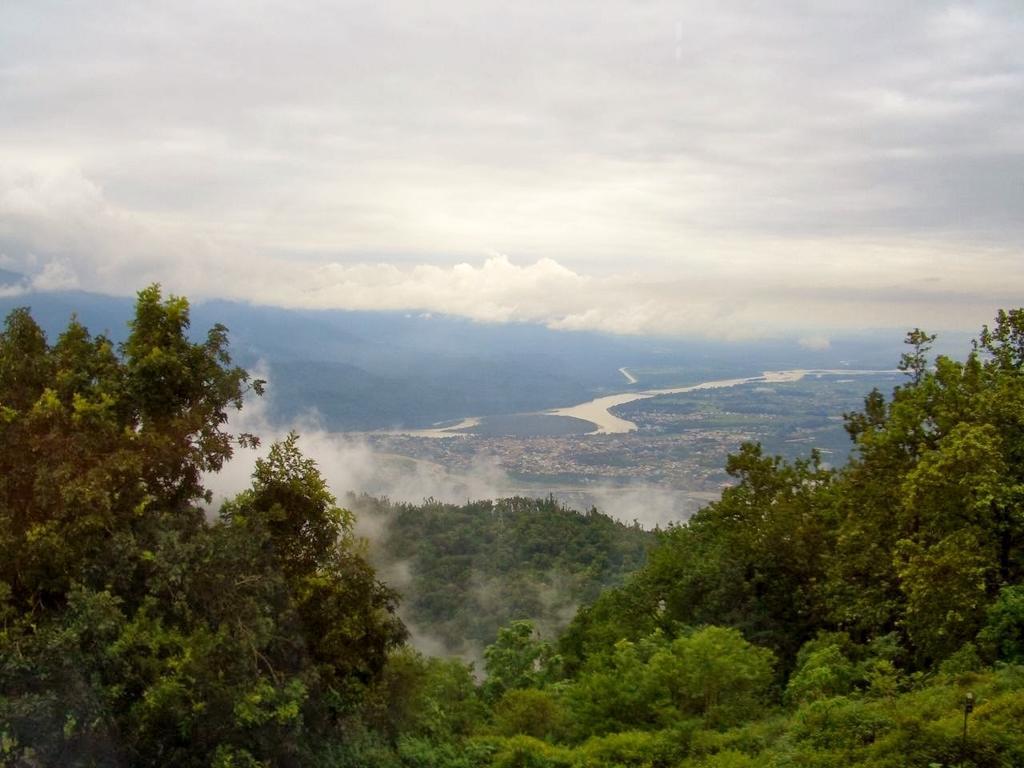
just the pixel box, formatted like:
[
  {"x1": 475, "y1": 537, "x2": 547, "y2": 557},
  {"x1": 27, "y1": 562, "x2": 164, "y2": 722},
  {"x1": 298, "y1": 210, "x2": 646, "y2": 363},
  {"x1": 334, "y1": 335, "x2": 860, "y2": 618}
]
[
  {"x1": 207, "y1": 391, "x2": 511, "y2": 513},
  {"x1": 206, "y1": 372, "x2": 701, "y2": 532},
  {"x1": 207, "y1": 375, "x2": 707, "y2": 660}
]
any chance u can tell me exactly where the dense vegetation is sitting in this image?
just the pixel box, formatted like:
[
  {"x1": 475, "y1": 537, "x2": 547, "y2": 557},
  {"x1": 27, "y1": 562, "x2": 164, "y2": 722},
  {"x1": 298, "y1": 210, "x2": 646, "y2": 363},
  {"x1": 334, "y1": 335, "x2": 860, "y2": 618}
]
[
  {"x1": 351, "y1": 495, "x2": 654, "y2": 656},
  {"x1": 2, "y1": 290, "x2": 1023, "y2": 766},
  {"x1": 0, "y1": 289, "x2": 405, "y2": 766},
  {"x1": 564, "y1": 321, "x2": 1024, "y2": 675}
]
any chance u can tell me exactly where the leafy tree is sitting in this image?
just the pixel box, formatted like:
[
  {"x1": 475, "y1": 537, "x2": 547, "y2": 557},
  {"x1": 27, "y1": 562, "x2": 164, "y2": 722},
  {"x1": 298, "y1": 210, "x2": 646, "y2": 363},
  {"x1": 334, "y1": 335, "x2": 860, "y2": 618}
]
[
  {"x1": 483, "y1": 621, "x2": 558, "y2": 701},
  {"x1": 561, "y1": 444, "x2": 833, "y2": 671},
  {"x1": 647, "y1": 627, "x2": 776, "y2": 726},
  {"x1": 785, "y1": 643, "x2": 858, "y2": 705},
  {"x1": 824, "y1": 311, "x2": 1024, "y2": 663},
  {"x1": 894, "y1": 530, "x2": 993, "y2": 665},
  {"x1": 363, "y1": 647, "x2": 484, "y2": 746},
  {"x1": 978, "y1": 585, "x2": 1024, "y2": 663},
  {"x1": 899, "y1": 327, "x2": 937, "y2": 384},
  {"x1": 492, "y1": 689, "x2": 564, "y2": 740},
  {"x1": 562, "y1": 637, "x2": 663, "y2": 739},
  {"x1": 0, "y1": 289, "x2": 404, "y2": 766}
]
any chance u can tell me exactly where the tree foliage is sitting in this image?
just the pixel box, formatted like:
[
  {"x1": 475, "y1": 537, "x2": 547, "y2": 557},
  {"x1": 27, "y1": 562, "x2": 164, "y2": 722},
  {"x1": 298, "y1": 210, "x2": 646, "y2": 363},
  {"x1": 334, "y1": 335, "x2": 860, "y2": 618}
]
[
  {"x1": 4, "y1": 296, "x2": 1024, "y2": 767},
  {"x1": 354, "y1": 494, "x2": 654, "y2": 658},
  {"x1": 0, "y1": 288, "x2": 403, "y2": 766},
  {"x1": 563, "y1": 309, "x2": 1024, "y2": 676}
]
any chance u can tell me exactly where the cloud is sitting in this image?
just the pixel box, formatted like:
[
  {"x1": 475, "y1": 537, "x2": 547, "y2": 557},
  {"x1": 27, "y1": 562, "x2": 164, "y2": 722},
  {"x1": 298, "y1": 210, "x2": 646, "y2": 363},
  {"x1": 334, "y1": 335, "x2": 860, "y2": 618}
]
[
  {"x1": 1, "y1": 1, "x2": 1022, "y2": 339},
  {"x1": 206, "y1": 376, "x2": 516, "y2": 511},
  {"x1": 31, "y1": 258, "x2": 79, "y2": 291},
  {"x1": 1, "y1": 164, "x2": 1021, "y2": 339},
  {"x1": 207, "y1": 368, "x2": 703, "y2": 533},
  {"x1": 798, "y1": 335, "x2": 831, "y2": 351}
]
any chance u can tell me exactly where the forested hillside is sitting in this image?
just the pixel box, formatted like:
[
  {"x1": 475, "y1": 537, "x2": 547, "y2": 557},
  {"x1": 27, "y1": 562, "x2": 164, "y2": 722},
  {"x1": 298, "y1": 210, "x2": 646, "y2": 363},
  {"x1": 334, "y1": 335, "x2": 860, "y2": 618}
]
[
  {"x1": 561, "y1": 321, "x2": 1024, "y2": 674},
  {"x1": 351, "y1": 495, "x2": 654, "y2": 657},
  {"x1": 2, "y1": 290, "x2": 1023, "y2": 767}
]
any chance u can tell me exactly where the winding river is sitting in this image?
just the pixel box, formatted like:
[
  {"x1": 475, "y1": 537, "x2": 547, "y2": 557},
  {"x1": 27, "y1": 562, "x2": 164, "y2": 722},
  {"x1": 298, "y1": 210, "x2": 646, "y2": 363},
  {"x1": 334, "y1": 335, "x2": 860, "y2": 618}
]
[
  {"x1": 550, "y1": 369, "x2": 897, "y2": 434},
  {"x1": 385, "y1": 368, "x2": 898, "y2": 438}
]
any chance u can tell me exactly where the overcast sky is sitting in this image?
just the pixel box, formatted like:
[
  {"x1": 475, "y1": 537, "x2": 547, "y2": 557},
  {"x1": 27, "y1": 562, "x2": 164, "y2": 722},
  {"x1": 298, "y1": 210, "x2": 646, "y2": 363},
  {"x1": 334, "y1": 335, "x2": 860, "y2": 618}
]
[{"x1": 1, "y1": 1, "x2": 1022, "y2": 339}]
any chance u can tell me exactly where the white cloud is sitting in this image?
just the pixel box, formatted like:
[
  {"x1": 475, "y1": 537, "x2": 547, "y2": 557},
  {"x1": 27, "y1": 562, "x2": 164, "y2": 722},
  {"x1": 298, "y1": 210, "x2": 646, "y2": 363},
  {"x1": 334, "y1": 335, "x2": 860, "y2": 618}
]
[
  {"x1": 798, "y1": 335, "x2": 831, "y2": 351},
  {"x1": 1, "y1": 1, "x2": 1022, "y2": 339},
  {"x1": 207, "y1": 376, "x2": 515, "y2": 512},
  {"x1": 31, "y1": 258, "x2": 78, "y2": 291},
  {"x1": 1, "y1": 162, "x2": 1022, "y2": 338}
]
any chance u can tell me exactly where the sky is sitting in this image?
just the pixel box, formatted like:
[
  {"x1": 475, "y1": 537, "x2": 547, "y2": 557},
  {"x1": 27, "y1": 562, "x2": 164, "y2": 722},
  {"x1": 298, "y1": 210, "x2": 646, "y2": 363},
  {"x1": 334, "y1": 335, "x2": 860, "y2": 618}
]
[{"x1": 1, "y1": 0, "x2": 1022, "y2": 340}]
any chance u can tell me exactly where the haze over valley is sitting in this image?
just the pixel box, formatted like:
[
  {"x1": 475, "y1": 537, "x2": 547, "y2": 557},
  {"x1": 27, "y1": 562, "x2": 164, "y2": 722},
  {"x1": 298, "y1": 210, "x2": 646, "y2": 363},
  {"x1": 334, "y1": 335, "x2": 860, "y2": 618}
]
[{"x1": 2, "y1": 276, "x2": 910, "y2": 527}]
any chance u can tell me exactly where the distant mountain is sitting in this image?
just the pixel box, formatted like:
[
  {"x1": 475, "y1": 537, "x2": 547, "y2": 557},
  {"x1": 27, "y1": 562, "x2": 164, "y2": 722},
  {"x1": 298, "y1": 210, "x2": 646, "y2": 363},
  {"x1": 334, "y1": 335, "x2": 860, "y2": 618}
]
[
  {"x1": 0, "y1": 269, "x2": 26, "y2": 287},
  {"x1": 0, "y1": 287, "x2": 956, "y2": 430},
  {"x1": 0, "y1": 290, "x2": 617, "y2": 428}
]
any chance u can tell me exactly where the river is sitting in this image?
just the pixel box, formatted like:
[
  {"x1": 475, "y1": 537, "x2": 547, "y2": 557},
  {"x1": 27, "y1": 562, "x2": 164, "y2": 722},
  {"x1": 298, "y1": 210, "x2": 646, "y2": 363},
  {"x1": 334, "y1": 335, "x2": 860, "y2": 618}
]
[
  {"x1": 380, "y1": 368, "x2": 897, "y2": 438},
  {"x1": 548, "y1": 368, "x2": 896, "y2": 434}
]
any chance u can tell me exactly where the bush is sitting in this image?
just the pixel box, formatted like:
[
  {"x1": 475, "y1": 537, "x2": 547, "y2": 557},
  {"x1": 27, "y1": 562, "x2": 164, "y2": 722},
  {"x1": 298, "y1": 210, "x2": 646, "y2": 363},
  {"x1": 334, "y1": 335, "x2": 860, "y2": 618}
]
[
  {"x1": 575, "y1": 730, "x2": 682, "y2": 767},
  {"x1": 493, "y1": 689, "x2": 565, "y2": 740},
  {"x1": 487, "y1": 735, "x2": 574, "y2": 768}
]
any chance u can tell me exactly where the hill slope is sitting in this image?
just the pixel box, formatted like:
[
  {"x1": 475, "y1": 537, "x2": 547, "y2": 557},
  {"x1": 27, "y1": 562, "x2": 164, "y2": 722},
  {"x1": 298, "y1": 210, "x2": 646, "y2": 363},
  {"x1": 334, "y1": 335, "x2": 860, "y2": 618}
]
[{"x1": 351, "y1": 494, "x2": 655, "y2": 658}]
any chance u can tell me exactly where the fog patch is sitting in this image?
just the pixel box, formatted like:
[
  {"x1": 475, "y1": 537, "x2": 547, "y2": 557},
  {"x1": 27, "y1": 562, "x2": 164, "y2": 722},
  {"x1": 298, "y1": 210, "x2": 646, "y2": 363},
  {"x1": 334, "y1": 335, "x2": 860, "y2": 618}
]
[
  {"x1": 206, "y1": 371, "x2": 516, "y2": 511},
  {"x1": 799, "y1": 334, "x2": 832, "y2": 351},
  {"x1": 208, "y1": 377, "x2": 709, "y2": 531},
  {"x1": 406, "y1": 619, "x2": 484, "y2": 674},
  {"x1": 371, "y1": 556, "x2": 481, "y2": 668},
  {"x1": 545, "y1": 484, "x2": 704, "y2": 530}
]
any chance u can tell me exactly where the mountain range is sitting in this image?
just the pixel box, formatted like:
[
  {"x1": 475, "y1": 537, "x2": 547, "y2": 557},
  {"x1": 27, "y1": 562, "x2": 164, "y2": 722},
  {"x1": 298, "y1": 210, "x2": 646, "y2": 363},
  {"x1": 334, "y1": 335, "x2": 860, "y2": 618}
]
[{"x1": 0, "y1": 274, "x2": 958, "y2": 430}]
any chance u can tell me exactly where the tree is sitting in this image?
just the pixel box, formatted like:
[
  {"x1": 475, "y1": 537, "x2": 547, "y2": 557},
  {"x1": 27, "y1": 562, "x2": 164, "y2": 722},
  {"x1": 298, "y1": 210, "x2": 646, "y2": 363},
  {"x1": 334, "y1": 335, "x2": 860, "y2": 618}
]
[
  {"x1": 823, "y1": 311, "x2": 1024, "y2": 664},
  {"x1": 647, "y1": 626, "x2": 776, "y2": 726},
  {"x1": 0, "y1": 289, "x2": 404, "y2": 766},
  {"x1": 899, "y1": 328, "x2": 937, "y2": 384},
  {"x1": 785, "y1": 643, "x2": 857, "y2": 705},
  {"x1": 577, "y1": 444, "x2": 834, "y2": 670},
  {"x1": 0, "y1": 287, "x2": 258, "y2": 613},
  {"x1": 493, "y1": 688, "x2": 565, "y2": 739},
  {"x1": 483, "y1": 620, "x2": 557, "y2": 701},
  {"x1": 978, "y1": 584, "x2": 1024, "y2": 663}
]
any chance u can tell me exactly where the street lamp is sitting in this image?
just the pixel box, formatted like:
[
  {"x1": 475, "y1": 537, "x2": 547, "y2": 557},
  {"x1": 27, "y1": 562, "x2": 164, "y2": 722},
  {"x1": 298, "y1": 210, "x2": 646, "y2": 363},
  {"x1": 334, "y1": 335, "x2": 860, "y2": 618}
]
[{"x1": 961, "y1": 692, "x2": 974, "y2": 766}]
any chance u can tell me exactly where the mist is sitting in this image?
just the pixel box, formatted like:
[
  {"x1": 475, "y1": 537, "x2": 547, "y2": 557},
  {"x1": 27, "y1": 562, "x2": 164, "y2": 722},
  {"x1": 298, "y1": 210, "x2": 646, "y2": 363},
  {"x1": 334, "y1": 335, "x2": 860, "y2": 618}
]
[
  {"x1": 204, "y1": 375, "x2": 698, "y2": 661},
  {"x1": 208, "y1": 373, "x2": 705, "y2": 530}
]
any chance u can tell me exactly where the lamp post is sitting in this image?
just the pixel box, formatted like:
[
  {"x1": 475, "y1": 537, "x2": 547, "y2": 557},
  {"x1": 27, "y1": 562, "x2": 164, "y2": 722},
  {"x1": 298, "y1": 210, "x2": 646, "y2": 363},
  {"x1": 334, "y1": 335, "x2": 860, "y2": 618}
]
[{"x1": 961, "y1": 692, "x2": 974, "y2": 767}]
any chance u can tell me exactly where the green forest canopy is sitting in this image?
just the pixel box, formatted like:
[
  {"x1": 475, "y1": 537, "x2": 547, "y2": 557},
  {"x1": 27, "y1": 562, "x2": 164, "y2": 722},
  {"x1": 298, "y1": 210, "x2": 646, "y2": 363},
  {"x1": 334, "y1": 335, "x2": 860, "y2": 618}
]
[
  {"x1": 352, "y1": 494, "x2": 654, "y2": 658},
  {"x1": 2, "y1": 289, "x2": 1024, "y2": 767}
]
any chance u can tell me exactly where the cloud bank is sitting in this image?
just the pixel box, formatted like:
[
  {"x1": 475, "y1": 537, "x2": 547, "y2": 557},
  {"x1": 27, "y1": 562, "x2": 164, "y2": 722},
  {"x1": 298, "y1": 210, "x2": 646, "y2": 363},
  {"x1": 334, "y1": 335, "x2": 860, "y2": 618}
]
[{"x1": 2, "y1": 1, "x2": 1022, "y2": 338}]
